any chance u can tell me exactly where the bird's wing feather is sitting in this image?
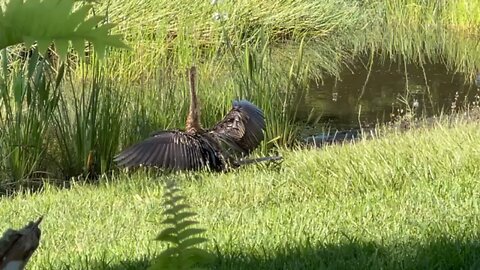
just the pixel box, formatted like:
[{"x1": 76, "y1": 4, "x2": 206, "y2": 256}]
[
  {"x1": 113, "y1": 131, "x2": 221, "y2": 170},
  {"x1": 209, "y1": 100, "x2": 265, "y2": 154}
]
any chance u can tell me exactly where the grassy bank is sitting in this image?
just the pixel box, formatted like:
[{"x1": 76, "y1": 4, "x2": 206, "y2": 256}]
[
  {"x1": 1, "y1": 120, "x2": 479, "y2": 269},
  {"x1": 1, "y1": 0, "x2": 480, "y2": 183}
]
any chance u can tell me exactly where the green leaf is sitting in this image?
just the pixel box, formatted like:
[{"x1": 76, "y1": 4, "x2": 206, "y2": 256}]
[
  {"x1": 69, "y1": 5, "x2": 93, "y2": 29},
  {"x1": 181, "y1": 248, "x2": 215, "y2": 268},
  {"x1": 106, "y1": 34, "x2": 130, "y2": 48},
  {"x1": 173, "y1": 212, "x2": 197, "y2": 221},
  {"x1": 55, "y1": 39, "x2": 70, "y2": 61},
  {"x1": 164, "y1": 187, "x2": 181, "y2": 197},
  {"x1": 176, "y1": 220, "x2": 200, "y2": 232},
  {"x1": 13, "y1": 74, "x2": 25, "y2": 104},
  {"x1": 162, "y1": 204, "x2": 190, "y2": 216},
  {"x1": 179, "y1": 237, "x2": 208, "y2": 250},
  {"x1": 77, "y1": 15, "x2": 104, "y2": 33},
  {"x1": 55, "y1": 63, "x2": 66, "y2": 89},
  {"x1": 0, "y1": 0, "x2": 128, "y2": 58},
  {"x1": 152, "y1": 182, "x2": 212, "y2": 270},
  {"x1": 158, "y1": 247, "x2": 179, "y2": 258},
  {"x1": 177, "y1": 228, "x2": 206, "y2": 242},
  {"x1": 23, "y1": 37, "x2": 35, "y2": 50},
  {"x1": 72, "y1": 39, "x2": 85, "y2": 59},
  {"x1": 155, "y1": 233, "x2": 177, "y2": 244},
  {"x1": 163, "y1": 195, "x2": 186, "y2": 205},
  {"x1": 26, "y1": 50, "x2": 40, "y2": 78},
  {"x1": 161, "y1": 218, "x2": 199, "y2": 228},
  {"x1": 155, "y1": 227, "x2": 178, "y2": 243},
  {"x1": 36, "y1": 39, "x2": 51, "y2": 56},
  {"x1": 161, "y1": 217, "x2": 177, "y2": 225},
  {"x1": 93, "y1": 43, "x2": 106, "y2": 59},
  {"x1": 148, "y1": 255, "x2": 176, "y2": 270}
]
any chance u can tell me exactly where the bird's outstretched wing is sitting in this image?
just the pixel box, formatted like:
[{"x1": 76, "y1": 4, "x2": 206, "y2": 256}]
[
  {"x1": 209, "y1": 100, "x2": 266, "y2": 155},
  {"x1": 113, "y1": 131, "x2": 223, "y2": 171}
]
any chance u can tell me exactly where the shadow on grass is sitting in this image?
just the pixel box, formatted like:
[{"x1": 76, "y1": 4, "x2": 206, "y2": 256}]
[
  {"x1": 0, "y1": 168, "x2": 187, "y2": 198},
  {"x1": 78, "y1": 236, "x2": 480, "y2": 270},
  {"x1": 215, "y1": 237, "x2": 480, "y2": 269},
  {"x1": 214, "y1": 237, "x2": 480, "y2": 270},
  {"x1": 65, "y1": 255, "x2": 152, "y2": 270}
]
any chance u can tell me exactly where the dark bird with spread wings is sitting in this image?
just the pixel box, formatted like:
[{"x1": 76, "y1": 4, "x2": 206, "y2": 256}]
[{"x1": 113, "y1": 66, "x2": 268, "y2": 171}]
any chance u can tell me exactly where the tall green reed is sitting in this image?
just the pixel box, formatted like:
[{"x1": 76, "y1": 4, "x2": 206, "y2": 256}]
[
  {"x1": 3, "y1": 0, "x2": 480, "y2": 186},
  {"x1": 53, "y1": 61, "x2": 124, "y2": 179},
  {"x1": 228, "y1": 35, "x2": 309, "y2": 148},
  {"x1": 100, "y1": 0, "x2": 361, "y2": 83},
  {"x1": 0, "y1": 48, "x2": 64, "y2": 188},
  {"x1": 356, "y1": 1, "x2": 480, "y2": 79}
]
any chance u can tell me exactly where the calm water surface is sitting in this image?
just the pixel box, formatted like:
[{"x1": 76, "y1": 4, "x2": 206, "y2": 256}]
[{"x1": 298, "y1": 61, "x2": 480, "y2": 136}]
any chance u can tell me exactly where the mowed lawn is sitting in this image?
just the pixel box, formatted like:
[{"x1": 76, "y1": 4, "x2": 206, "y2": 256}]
[{"x1": 1, "y1": 122, "x2": 480, "y2": 269}]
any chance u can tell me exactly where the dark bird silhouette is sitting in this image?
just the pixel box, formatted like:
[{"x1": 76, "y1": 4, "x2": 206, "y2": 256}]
[{"x1": 114, "y1": 66, "x2": 269, "y2": 171}]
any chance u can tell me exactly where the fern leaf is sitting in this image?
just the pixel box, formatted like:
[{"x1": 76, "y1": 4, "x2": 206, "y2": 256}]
[
  {"x1": 180, "y1": 248, "x2": 216, "y2": 269},
  {"x1": 161, "y1": 218, "x2": 199, "y2": 227},
  {"x1": 55, "y1": 39, "x2": 70, "y2": 60},
  {"x1": 36, "y1": 39, "x2": 51, "y2": 55},
  {"x1": 151, "y1": 180, "x2": 214, "y2": 270},
  {"x1": 175, "y1": 220, "x2": 200, "y2": 232},
  {"x1": 148, "y1": 255, "x2": 176, "y2": 270},
  {"x1": 69, "y1": 4, "x2": 91, "y2": 25},
  {"x1": 155, "y1": 227, "x2": 178, "y2": 243},
  {"x1": 77, "y1": 15, "x2": 104, "y2": 32},
  {"x1": 71, "y1": 38, "x2": 86, "y2": 58},
  {"x1": 177, "y1": 228, "x2": 207, "y2": 242},
  {"x1": 164, "y1": 188, "x2": 181, "y2": 198},
  {"x1": 178, "y1": 237, "x2": 208, "y2": 250},
  {"x1": 162, "y1": 204, "x2": 191, "y2": 216},
  {"x1": 161, "y1": 217, "x2": 178, "y2": 225},
  {"x1": 163, "y1": 195, "x2": 187, "y2": 205},
  {"x1": 173, "y1": 212, "x2": 197, "y2": 221},
  {"x1": 0, "y1": 0, "x2": 128, "y2": 58},
  {"x1": 158, "y1": 248, "x2": 179, "y2": 258}
]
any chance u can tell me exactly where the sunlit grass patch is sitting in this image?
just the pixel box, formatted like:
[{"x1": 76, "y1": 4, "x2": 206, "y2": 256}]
[{"x1": 1, "y1": 120, "x2": 479, "y2": 269}]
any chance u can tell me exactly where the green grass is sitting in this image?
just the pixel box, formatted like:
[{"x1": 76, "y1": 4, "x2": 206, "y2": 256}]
[
  {"x1": 1, "y1": 2, "x2": 480, "y2": 267},
  {"x1": 1, "y1": 120, "x2": 479, "y2": 269},
  {"x1": 2, "y1": 0, "x2": 480, "y2": 182}
]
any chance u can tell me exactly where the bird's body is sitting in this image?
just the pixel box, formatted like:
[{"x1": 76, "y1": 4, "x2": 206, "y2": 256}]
[{"x1": 114, "y1": 67, "x2": 266, "y2": 171}]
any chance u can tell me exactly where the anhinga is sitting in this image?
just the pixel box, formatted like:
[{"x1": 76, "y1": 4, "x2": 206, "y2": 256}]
[{"x1": 114, "y1": 66, "x2": 269, "y2": 171}]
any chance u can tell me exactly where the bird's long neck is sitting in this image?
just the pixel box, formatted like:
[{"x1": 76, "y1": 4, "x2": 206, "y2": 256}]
[{"x1": 185, "y1": 66, "x2": 203, "y2": 133}]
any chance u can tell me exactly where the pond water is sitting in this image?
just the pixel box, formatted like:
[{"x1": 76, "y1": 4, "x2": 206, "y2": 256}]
[{"x1": 298, "y1": 59, "x2": 480, "y2": 137}]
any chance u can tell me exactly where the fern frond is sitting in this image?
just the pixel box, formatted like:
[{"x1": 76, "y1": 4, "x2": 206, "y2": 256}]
[
  {"x1": 175, "y1": 220, "x2": 200, "y2": 232},
  {"x1": 162, "y1": 218, "x2": 199, "y2": 227},
  {"x1": 149, "y1": 179, "x2": 214, "y2": 270},
  {"x1": 172, "y1": 212, "x2": 198, "y2": 221},
  {"x1": 162, "y1": 204, "x2": 191, "y2": 215},
  {"x1": 181, "y1": 248, "x2": 214, "y2": 264},
  {"x1": 155, "y1": 227, "x2": 178, "y2": 243},
  {"x1": 0, "y1": 0, "x2": 128, "y2": 59},
  {"x1": 177, "y1": 228, "x2": 207, "y2": 242},
  {"x1": 163, "y1": 196, "x2": 187, "y2": 206},
  {"x1": 178, "y1": 237, "x2": 208, "y2": 250}
]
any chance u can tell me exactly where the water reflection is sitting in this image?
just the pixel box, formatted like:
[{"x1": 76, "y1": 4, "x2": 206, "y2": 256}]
[{"x1": 298, "y1": 60, "x2": 480, "y2": 136}]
